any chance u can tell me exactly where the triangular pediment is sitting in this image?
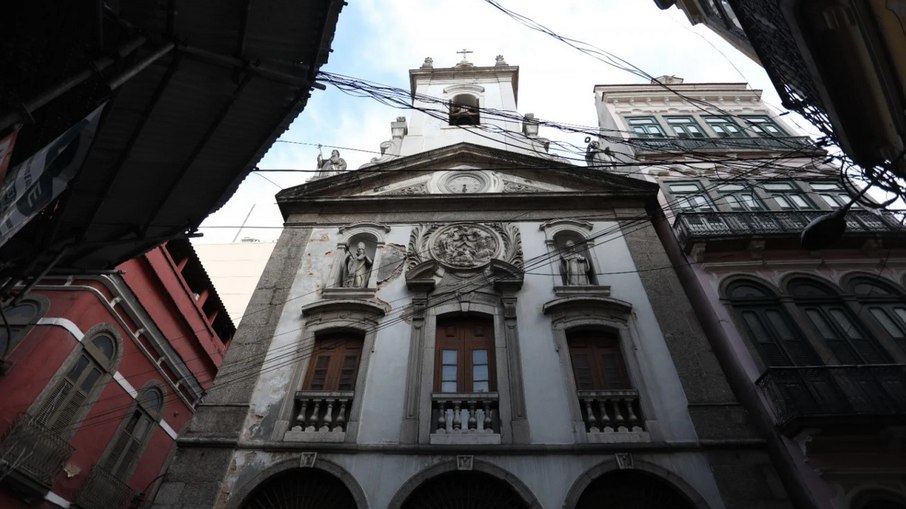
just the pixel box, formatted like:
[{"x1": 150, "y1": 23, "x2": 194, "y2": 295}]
[{"x1": 276, "y1": 143, "x2": 657, "y2": 217}]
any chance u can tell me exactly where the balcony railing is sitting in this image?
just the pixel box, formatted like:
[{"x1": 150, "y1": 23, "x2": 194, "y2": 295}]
[
  {"x1": 290, "y1": 390, "x2": 354, "y2": 433},
  {"x1": 0, "y1": 413, "x2": 74, "y2": 492},
  {"x1": 629, "y1": 136, "x2": 819, "y2": 155},
  {"x1": 432, "y1": 393, "x2": 499, "y2": 434},
  {"x1": 756, "y1": 365, "x2": 906, "y2": 433},
  {"x1": 673, "y1": 210, "x2": 902, "y2": 251},
  {"x1": 74, "y1": 464, "x2": 133, "y2": 509},
  {"x1": 577, "y1": 390, "x2": 645, "y2": 434}
]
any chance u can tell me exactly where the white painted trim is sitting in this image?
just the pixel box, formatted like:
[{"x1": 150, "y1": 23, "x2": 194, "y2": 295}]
[
  {"x1": 44, "y1": 490, "x2": 71, "y2": 508},
  {"x1": 37, "y1": 317, "x2": 84, "y2": 341},
  {"x1": 113, "y1": 371, "x2": 137, "y2": 398},
  {"x1": 159, "y1": 419, "x2": 178, "y2": 440}
]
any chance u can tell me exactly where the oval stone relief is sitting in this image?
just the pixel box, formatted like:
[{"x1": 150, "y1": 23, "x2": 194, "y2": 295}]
[{"x1": 430, "y1": 223, "x2": 500, "y2": 269}]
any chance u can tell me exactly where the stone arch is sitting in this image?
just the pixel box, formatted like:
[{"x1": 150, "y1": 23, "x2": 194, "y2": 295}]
[
  {"x1": 718, "y1": 274, "x2": 782, "y2": 302},
  {"x1": 227, "y1": 456, "x2": 368, "y2": 509},
  {"x1": 563, "y1": 458, "x2": 710, "y2": 509},
  {"x1": 388, "y1": 459, "x2": 541, "y2": 509},
  {"x1": 849, "y1": 487, "x2": 906, "y2": 509}
]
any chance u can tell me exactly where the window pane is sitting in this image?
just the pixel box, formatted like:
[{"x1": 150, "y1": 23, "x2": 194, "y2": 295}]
[
  {"x1": 92, "y1": 334, "x2": 115, "y2": 360},
  {"x1": 764, "y1": 183, "x2": 795, "y2": 191},
  {"x1": 773, "y1": 195, "x2": 791, "y2": 209},
  {"x1": 895, "y1": 307, "x2": 906, "y2": 324},
  {"x1": 442, "y1": 365, "x2": 457, "y2": 381},
  {"x1": 4, "y1": 301, "x2": 38, "y2": 321},
  {"x1": 472, "y1": 381, "x2": 489, "y2": 393},
  {"x1": 829, "y1": 309, "x2": 862, "y2": 339},
  {"x1": 871, "y1": 308, "x2": 905, "y2": 337},
  {"x1": 669, "y1": 184, "x2": 701, "y2": 193},
  {"x1": 81, "y1": 367, "x2": 102, "y2": 391},
  {"x1": 472, "y1": 349, "x2": 488, "y2": 364},
  {"x1": 442, "y1": 350, "x2": 457, "y2": 364},
  {"x1": 441, "y1": 381, "x2": 457, "y2": 393},
  {"x1": 789, "y1": 195, "x2": 810, "y2": 208},
  {"x1": 806, "y1": 310, "x2": 836, "y2": 340},
  {"x1": 472, "y1": 365, "x2": 489, "y2": 382},
  {"x1": 67, "y1": 355, "x2": 90, "y2": 381}
]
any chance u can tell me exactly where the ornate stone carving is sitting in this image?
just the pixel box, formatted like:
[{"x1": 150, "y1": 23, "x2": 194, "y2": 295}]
[
  {"x1": 407, "y1": 223, "x2": 523, "y2": 271},
  {"x1": 384, "y1": 183, "x2": 428, "y2": 195},
  {"x1": 502, "y1": 181, "x2": 545, "y2": 193},
  {"x1": 300, "y1": 452, "x2": 317, "y2": 468},
  {"x1": 456, "y1": 455, "x2": 474, "y2": 470}
]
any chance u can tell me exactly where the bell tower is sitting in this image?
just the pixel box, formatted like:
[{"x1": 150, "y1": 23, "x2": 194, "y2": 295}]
[{"x1": 380, "y1": 53, "x2": 548, "y2": 158}]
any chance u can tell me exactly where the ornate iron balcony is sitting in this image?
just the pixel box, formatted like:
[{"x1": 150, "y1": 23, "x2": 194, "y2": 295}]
[
  {"x1": 74, "y1": 464, "x2": 134, "y2": 509},
  {"x1": 673, "y1": 210, "x2": 902, "y2": 252},
  {"x1": 756, "y1": 365, "x2": 906, "y2": 434},
  {"x1": 0, "y1": 413, "x2": 74, "y2": 496},
  {"x1": 629, "y1": 136, "x2": 819, "y2": 155}
]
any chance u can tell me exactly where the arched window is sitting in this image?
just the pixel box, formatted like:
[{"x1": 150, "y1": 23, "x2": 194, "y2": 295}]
[
  {"x1": 449, "y1": 94, "x2": 479, "y2": 126},
  {"x1": 100, "y1": 385, "x2": 163, "y2": 479},
  {"x1": 725, "y1": 280, "x2": 818, "y2": 366},
  {"x1": 849, "y1": 276, "x2": 906, "y2": 355},
  {"x1": 34, "y1": 332, "x2": 119, "y2": 434},
  {"x1": 788, "y1": 278, "x2": 890, "y2": 364},
  {"x1": 0, "y1": 298, "x2": 45, "y2": 360}
]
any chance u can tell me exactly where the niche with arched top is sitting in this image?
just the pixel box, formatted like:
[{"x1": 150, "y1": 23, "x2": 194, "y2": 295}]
[
  {"x1": 449, "y1": 94, "x2": 480, "y2": 126},
  {"x1": 554, "y1": 231, "x2": 597, "y2": 286}
]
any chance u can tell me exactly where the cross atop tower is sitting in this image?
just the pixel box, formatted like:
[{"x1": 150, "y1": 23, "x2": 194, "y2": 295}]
[{"x1": 456, "y1": 48, "x2": 473, "y2": 62}]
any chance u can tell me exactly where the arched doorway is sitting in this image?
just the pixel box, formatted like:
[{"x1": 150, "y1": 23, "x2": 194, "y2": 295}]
[
  {"x1": 400, "y1": 471, "x2": 528, "y2": 509},
  {"x1": 575, "y1": 470, "x2": 696, "y2": 509},
  {"x1": 240, "y1": 468, "x2": 358, "y2": 509}
]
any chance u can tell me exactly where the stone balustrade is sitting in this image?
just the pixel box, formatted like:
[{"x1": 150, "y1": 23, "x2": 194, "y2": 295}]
[
  {"x1": 432, "y1": 393, "x2": 498, "y2": 434},
  {"x1": 291, "y1": 390, "x2": 354, "y2": 433},
  {"x1": 577, "y1": 390, "x2": 645, "y2": 433}
]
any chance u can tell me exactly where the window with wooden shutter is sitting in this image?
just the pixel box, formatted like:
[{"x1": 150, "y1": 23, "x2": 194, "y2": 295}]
[
  {"x1": 101, "y1": 386, "x2": 162, "y2": 479},
  {"x1": 434, "y1": 318, "x2": 495, "y2": 393},
  {"x1": 302, "y1": 334, "x2": 363, "y2": 391},
  {"x1": 34, "y1": 334, "x2": 117, "y2": 434},
  {"x1": 567, "y1": 331, "x2": 630, "y2": 390}
]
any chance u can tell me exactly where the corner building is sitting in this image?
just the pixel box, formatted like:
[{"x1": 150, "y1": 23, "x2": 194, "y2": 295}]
[
  {"x1": 154, "y1": 58, "x2": 790, "y2": 509},
  {"x1": 592, "y1": 76, "x2": 906, "y2": 508}
]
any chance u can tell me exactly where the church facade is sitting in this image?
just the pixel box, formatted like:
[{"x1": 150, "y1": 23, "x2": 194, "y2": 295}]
[{"x1": 152, "y1": 58, "x2": 790, "y2": 509}]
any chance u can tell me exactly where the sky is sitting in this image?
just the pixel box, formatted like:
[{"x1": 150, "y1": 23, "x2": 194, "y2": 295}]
[{"x1": 194, "y1": 0, "x2": 814, "y2": 244}]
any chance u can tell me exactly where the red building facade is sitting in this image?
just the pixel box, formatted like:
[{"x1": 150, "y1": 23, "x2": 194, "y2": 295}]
[{"x1": 0, "y1": 240, "x2": 233, "y2": 508}]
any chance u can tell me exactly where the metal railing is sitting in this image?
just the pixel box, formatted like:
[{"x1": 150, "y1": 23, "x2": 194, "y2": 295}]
[
  {"x1": 74, "y1": 464, "x2": 134, "y2": 509},
  {"x1": 291, "y1": 390, "x2": 354, "y2": 433},
  {"x1": 432, "y1": 393, "x2": 499, "y2": 434},
  {"x1": 673, "y1": 210, "x2": 901, "y2": 249},
  {"x1": 756, "y1": 365, "x2": 906, "y2": 430},
  {"x1": 0, "y1": 413, "x2": 74, "y2": 489},
  {"x1": 629, "y1": 136, "x2": 818, "y2": 155},
  {"x1": 577, "y1": 389, "x2": 645, "y2": 433}
]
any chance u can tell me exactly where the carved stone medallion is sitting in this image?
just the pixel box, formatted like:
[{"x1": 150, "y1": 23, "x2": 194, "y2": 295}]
[
  {"x1": 431, "y1": 223, "x2": 499, "y2": 269},
  {"x1": 407, "y1": 222, "x2": 523, "y2": 271}
]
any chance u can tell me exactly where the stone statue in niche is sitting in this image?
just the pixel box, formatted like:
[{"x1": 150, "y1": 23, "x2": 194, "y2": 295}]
[
  {"x1": 316, "y1": 149, "x2": 347, "y2": 178},
  {"x1": 342, "y1": 242, "x2": 373, "y2": 288},
  {"x1": 560, "y1": 240, "x2": 591, "y2": 286}
]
